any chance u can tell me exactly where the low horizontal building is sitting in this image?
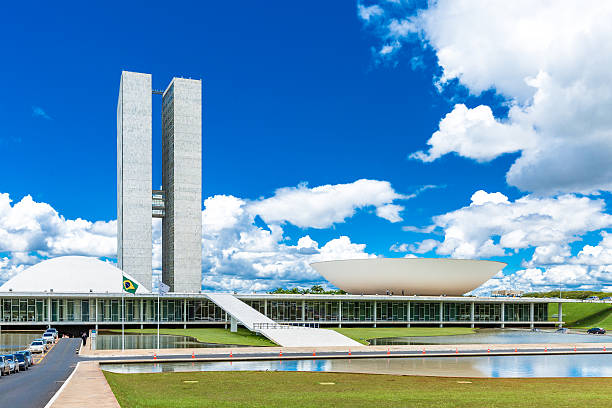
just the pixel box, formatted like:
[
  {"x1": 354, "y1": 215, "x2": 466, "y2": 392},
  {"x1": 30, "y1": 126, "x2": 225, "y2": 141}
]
[{"x1": 0, "y1": 256, "x2": 570, "y2": 330}]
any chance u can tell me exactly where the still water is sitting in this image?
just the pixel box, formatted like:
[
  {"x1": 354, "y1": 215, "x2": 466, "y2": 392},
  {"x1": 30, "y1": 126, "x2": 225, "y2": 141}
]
[
  {"x1": 94, "y1": 333, "x2": 248, "y2": 350},
  {"x1": 0, "y1": 332, "x2": 41, "y2": 353},
  {"x1": 369, "y1": 329, "x2": 611, "y2": 345},
  {"x1": 101, "y1": 354, "x2": 612, "y2": 378}
]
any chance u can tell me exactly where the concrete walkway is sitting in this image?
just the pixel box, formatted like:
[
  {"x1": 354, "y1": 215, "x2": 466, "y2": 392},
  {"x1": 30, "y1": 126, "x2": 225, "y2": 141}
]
[
  {"x1": 80, "y1": 342, "x2": 612, "y2": 360},
  {"x1": 53, "y1": 341, "x2": 612, "y2": 406},
  {"x1": 206, "y1": 293, "x2": 359, "y2": 347},
  {"x1": 49, "y1": 361, "x2": 119, "y2": 408}
]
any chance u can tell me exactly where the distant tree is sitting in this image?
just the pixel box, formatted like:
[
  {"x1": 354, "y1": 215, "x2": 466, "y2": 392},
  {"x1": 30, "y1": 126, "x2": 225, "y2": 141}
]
[
  {"x1": 523, "y1": 290, "x2": 611, "y2": 299},
  {"x1": 310, "y1": 285, "x2": 324, "y2": 293},
  {"x1": 267, "y1": 286, "x2": 346, "y2": 295}
]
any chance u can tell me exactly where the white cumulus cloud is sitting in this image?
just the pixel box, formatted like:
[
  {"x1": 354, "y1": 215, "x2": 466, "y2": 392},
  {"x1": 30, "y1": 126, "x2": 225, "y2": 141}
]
[
  {"x1": 246, "y1": 179, "x2": 408, "y2": 228},
  {"x1": 360, "y1": 0, "x2": 612, "y2": 194}
]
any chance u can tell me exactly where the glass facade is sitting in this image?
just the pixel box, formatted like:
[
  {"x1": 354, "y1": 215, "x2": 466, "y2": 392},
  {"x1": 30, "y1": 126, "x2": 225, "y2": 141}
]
[
  {"x1": 377, "y1": 302, "x2": 409, "y2": 321},
  {"x1": 0, "y1": 296, "x2": 550, "y2": 325},
  {"x1": 443, "y1": 303, "x2": 471, "y2": 322}
]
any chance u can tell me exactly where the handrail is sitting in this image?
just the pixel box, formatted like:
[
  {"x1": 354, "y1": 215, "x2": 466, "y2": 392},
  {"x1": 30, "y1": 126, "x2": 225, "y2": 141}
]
[{"x1": 252, "y1": 322, "x2": 321, "y2": 330}]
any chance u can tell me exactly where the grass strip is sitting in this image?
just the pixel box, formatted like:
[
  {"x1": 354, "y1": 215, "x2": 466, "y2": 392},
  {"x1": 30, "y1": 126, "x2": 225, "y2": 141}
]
[
  {"x1": 327, "y1": 327, "x2": 477, "y2": 345},
  {"x1": 107, "y1": 327, "x2": 276, "y2": 347},
  {"x1": 549, "y1": 303, "x2": 612, "y2": 329},
  {"x1": 104, "y1": 371, "x2": 612, "y2": 408}
]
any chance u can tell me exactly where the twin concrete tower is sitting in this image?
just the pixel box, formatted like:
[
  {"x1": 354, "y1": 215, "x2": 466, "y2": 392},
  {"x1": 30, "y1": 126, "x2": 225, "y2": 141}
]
[{"x1": 117, "y1": 71, "x2": 202, "y2": 293}]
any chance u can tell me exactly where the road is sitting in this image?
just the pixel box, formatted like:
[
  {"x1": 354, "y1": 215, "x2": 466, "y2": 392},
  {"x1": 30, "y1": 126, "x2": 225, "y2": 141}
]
[{"x1": 0, "y1": 338, "x2": 81, "y2": 408}]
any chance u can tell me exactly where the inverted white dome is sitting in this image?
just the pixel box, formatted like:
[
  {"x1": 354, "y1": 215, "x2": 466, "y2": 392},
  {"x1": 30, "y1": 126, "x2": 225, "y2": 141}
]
[
  {"x1": 311, "y1": 258, "x2": 506, "y2": 296},
  {"x1": 0, "y1": 256, "x2": 149, "y2": 294}
]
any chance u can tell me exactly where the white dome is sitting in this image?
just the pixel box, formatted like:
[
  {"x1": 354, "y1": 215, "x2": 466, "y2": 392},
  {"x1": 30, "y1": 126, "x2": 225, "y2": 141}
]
[
  {"x1": 311, "y1": 258, "x2": 506, "y2": 296},
  {"x1": 0, "y1": 256, "x2": 149, "y2": 294}
]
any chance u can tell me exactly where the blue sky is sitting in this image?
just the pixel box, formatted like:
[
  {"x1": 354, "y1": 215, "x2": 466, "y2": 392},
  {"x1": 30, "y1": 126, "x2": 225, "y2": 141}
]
[{"x1": 1, "y1": 1, "x2": 611, "y2": 293}]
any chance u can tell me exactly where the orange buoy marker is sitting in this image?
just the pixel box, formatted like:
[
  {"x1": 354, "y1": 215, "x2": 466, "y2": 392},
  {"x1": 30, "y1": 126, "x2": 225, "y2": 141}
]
[
  {"x1": 422, "y1": 349, "x2": 426, "y2": 354},
  {"x1": 279, "y1": 350, "x2": 283, "y2": 357},
  {"x1": 348, "y1": 349, "x2": 351, "y2": 356},
  {"x1": 455, "y1": 348, "x2": 458, "y2": 354},
  {"x1": 313, "y1": 350, "x2": 316, "y2": 357},
  {"x1": 544, "y1": 347, "x2": 547, "y2": 352},
  {"x1": 487, "y1": 348, "x2": 490, "y2": 353},
  {"x1": 515, "y1": 347, "x2": 518, "y2": 353},
  {"x1": 574, "y1": 347, "x2": 577, "y2": 352},
  {"x1": 604, "y1": 346, "x2": 607, "y2": 352},
  {"x1": 387, "y1": 348, "x2": 391, "y2": 355},
  {"x1": 230, "y1": 350, "x2": 233, "y2": 358},
  {"x1": 153, "y1": 353, "x2": 157, "y2": 360},
  {"x1": 192, "y1": 352, "x2": 195, "y2": 359}
]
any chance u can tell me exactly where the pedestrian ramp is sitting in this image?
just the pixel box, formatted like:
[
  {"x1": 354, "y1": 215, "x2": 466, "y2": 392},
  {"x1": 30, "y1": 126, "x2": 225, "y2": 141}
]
[{"x1": 205, "y1": 293, "x2": 360, "y2": 347}]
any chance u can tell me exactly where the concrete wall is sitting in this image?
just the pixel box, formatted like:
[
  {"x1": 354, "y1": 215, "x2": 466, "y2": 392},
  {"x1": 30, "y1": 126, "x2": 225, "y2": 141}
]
[
  {"x1": 161, "y1": 78, "x2": 202, "y2": 293},
  {"x1": 117, "y1": 71, "x2": 152, "y2": 291}
]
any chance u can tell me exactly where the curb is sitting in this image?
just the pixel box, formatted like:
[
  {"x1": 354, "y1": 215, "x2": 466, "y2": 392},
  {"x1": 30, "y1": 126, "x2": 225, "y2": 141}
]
[{"x1": 43, "y1": 361, "x2": 80, "y2": 408}]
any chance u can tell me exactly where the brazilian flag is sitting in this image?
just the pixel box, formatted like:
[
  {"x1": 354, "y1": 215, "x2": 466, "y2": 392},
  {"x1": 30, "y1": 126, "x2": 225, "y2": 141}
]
[{"x1": 122, "y1": 276, "x2": 138, "y2": 294}]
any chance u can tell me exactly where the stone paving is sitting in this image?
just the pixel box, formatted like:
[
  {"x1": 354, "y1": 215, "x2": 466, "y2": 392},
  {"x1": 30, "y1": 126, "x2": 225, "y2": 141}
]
[{"x1": 49, "y1": 361, "x2": 119, "y2": 408}]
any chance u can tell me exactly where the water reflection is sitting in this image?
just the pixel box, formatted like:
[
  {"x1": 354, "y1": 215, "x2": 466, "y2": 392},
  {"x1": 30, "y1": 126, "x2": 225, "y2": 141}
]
[
  {"x1": 101, "y1": 354, "x2": 612, "y2": 378},
  {"x1": 369, "y1": 329, "x2": 611, "y2": 345},
  {"x1": 0, "y1": 332, "x2": 41, "y2": 353},
  {"x1": 95, "y1": 333, "x2": 247, "y2": 350}
]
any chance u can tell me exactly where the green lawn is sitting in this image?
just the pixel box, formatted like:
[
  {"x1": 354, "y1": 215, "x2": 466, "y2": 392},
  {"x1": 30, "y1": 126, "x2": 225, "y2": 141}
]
[
  {"x1": 549, "y1": 303, "x2": 612, "y2": 330},
  {"x1": 108, "y1": 328, "x2": 276, "y2": 347},
  {"x1": 104, "y1": 371, "x2": 612, "y2": 408},
  {"x1": 327, "y1": 327, "x2": 477, "y2": 345}
]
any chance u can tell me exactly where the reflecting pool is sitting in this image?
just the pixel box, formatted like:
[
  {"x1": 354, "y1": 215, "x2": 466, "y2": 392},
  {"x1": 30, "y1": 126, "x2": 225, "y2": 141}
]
[
  {"x1": 369, "y1": 329, "x2": 611, "y2": 346},
  {"x1": 94, "y1": 333, "x2": 248, "y2": 350},
  {"x1": 101, "y1": 354, "x2": 612, "y2": 378}
]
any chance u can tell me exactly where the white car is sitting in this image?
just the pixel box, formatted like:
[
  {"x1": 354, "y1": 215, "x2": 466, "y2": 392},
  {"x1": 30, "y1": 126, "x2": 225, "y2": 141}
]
[
  {"x1": 42, "y1": 332, "x2": 55, "y2": 344},
  {"x1": 45, "y1": 328, "x2": 58, "y2": 339},
  {"x1": 29, "y1": 340, "x2": 46, "y2": 353}
]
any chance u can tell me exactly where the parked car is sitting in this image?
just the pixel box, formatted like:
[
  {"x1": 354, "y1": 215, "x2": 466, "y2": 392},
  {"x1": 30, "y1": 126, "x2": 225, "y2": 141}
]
[
  {"x1": 45, "y1": 328, "x2": 58, "y2": 339},
  {"x1": 0, "y1": 356, "x2": 10, "y2": 376},
  {"x1": 16, "y1": 350, "x2": 33, "y2": 366},
  {"x1": 585, "y1": 296, "x2": 600, "y2": 301},
  {"x1": 32, "y1": 338, "x2": 50, "y2": 351},
  {"x1": 587, "y1": 327, "x2": 606, "y2": 334},
  {"x1": 29, "y1": 340, "x2": 45, "y2": 354},
  {"x1": 13, "y1": 353, "x2": 28, "y2": 371},
  {"x1": 42, "y1": 332, "x2": 55, "y2": 344},
  {"x1": 2, "y1": 355, "x2": 18, "y2": 374}
]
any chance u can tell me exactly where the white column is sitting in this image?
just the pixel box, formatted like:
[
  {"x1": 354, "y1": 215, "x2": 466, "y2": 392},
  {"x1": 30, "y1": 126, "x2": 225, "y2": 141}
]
[
  {"x1": 302, "y1": 300, "x2": 306, "y2": 322},
  {"x1": 230, "y1": 316, "x2": 237, "y2": 332},
  {"x1": 140, "y1": 299, "x2": 144, "y2": 329},
  {"x1": 47, "y1": 297, "x2": 52, "y2": 326},
  {"x1": 338, "y1": 300, "x2": 342, "y2": 328},
  {"x1": 529, "y1": 303, "x2": 535, "y2": 329},
  {"x1": 470, "y1": 302, "x2": 475, "y2": 328},
  {"x1": 183, "y1": 298, "x2": 187, "y2": 329},
  {"x1": 373, "y1": 301, "x2": 377, "y2": 328},
  {"x1": 264, "y1": 299, "x2": 268, "y2": 317},
  {"x1": 558, "y1": 303, "x2": 563, "y2": 328},
  {"x1": 439, "y1": 301, "x2": 443, "y2": 328},
  {"x1": 406, "y1": 301, "x2": 411, "y2": 328},
  {"x1": 500, "y1": 302, "x2": 505, "y2": 328}
]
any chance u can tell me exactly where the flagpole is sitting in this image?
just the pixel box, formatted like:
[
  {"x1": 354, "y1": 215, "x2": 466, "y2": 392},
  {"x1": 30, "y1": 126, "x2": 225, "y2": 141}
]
[
  {"x1": 157, "y1": 292, "x2": 160, "y2": 351},
  {"x1": 122, "y1": 290, "x2": 125, "y2": 351}
]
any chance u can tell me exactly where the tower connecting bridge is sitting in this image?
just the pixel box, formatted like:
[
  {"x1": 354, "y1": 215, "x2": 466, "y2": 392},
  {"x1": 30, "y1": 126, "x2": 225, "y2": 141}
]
[{"x1": 117, "y1": 71, "x2": 202, "y2": 293}]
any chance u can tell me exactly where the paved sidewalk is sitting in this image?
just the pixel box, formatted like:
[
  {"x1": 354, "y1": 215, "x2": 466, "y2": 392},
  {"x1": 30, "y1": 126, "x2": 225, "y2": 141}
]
[
  {"x1": 49, "y1": 361, "x2": 119, "y2": 408},
  {"x1": 80, "y1": 342, "x2": 612, "y2": 359}
]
